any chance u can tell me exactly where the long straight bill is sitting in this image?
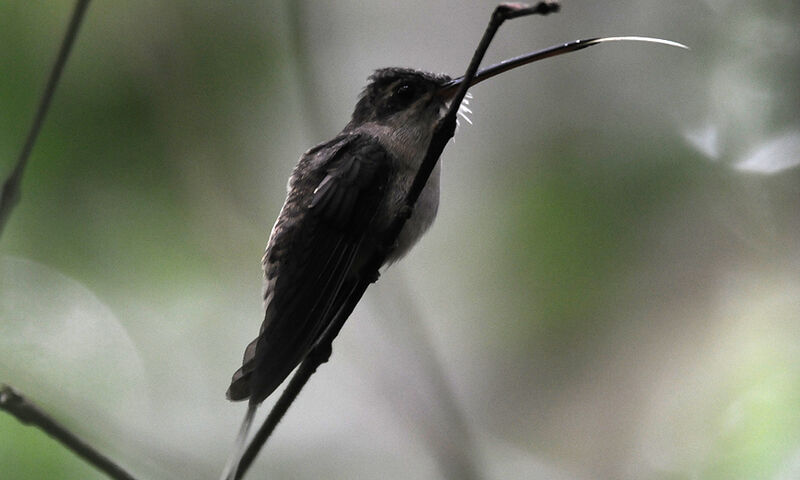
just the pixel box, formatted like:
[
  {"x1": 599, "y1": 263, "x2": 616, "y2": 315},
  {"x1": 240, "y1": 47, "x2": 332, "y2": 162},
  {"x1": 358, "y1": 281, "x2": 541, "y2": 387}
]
[{"x1": 441, "y1": 36, "x2": 688, "y2": 93}]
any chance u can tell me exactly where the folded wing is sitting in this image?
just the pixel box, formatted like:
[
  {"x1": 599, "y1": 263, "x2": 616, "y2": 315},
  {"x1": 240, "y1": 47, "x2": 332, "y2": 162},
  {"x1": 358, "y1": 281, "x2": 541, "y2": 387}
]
[{"x1": 227, "y1": 134, "x2": 390, "y2": 403}]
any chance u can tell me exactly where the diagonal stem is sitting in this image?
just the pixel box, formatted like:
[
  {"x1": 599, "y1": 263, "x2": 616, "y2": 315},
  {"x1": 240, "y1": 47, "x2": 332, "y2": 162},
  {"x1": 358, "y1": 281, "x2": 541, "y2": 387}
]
[
  {"x1": 375, "y1": 1, "x2": 559, "y2": 253},
  {"x1": 0, "y1": 0, "x2": 91, "y2": 238}
]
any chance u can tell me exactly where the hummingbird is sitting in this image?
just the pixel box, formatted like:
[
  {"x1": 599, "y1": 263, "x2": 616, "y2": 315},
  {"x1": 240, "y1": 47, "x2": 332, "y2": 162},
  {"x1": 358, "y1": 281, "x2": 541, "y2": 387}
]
[{"x1": 221, "y1": 35, "x2": 687, "y2": 480}]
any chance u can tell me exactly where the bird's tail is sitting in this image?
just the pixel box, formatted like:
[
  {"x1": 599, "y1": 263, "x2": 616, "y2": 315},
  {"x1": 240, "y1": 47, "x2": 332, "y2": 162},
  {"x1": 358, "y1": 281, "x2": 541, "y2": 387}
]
[{"x1": 220, "y1": 402, "x2": 258, "y2": 480}]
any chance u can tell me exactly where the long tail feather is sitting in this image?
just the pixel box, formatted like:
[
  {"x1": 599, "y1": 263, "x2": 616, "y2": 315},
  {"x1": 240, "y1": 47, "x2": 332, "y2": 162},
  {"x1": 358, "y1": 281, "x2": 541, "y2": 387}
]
[{"x1": 220, "y1": 402, "x2": 258, "y2": 480}]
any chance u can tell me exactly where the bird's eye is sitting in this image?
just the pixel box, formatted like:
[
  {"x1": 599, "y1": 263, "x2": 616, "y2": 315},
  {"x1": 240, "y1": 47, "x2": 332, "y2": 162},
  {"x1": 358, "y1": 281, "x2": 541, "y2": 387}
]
[{"x1": 393, "y1": 83, "x2": 415, "y2": 105}]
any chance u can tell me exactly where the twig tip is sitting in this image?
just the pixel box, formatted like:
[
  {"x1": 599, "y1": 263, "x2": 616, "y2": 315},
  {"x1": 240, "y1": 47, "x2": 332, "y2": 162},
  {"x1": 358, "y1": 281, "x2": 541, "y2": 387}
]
[
  {"x1": 0, "y1": 384, "x2": 19, "y2": 405},
  {"x1": 498, "y1": 1, "x2": 560, "y2": 18}
]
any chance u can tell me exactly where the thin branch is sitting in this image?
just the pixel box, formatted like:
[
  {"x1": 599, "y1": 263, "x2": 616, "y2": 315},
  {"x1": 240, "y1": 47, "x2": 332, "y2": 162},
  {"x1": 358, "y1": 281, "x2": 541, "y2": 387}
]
[
  {"x1": 0, "y1": 0, "x2": 91, "y2": 238},
  {"x1": 383, "y1": 1, "x2": 559, "y2": 235},
  {"x1": 0, "y1": 384, "x2": 139, "y2": 480},
  {"x1": 236, "y1": 2, "x2": 560, "y2": 477}
]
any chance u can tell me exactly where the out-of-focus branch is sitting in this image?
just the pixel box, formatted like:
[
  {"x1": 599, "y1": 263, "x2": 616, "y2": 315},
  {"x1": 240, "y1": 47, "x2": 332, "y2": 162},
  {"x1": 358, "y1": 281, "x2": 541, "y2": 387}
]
[
  {"x1": 375, "y1": 275, "x2": 482, "y2": 480},
  {"x1": 0, "y1": 384, "x2": 139, "y2": 480},
  {"x1": 0, "y1": 3, "x2": 136, "y2": 479},
  {"x1": 285, "y1": 1, "x2": 327, "y2": 140},
  {"x1": 0, "y1": 0, "x2": 91, "y2": 237}
]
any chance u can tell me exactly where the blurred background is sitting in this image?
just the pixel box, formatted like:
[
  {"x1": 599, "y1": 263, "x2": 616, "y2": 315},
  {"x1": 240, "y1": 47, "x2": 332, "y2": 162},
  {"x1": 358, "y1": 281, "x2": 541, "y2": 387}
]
[{"x1": 1, "y1": 1, "x2": 799, "y2": 479}]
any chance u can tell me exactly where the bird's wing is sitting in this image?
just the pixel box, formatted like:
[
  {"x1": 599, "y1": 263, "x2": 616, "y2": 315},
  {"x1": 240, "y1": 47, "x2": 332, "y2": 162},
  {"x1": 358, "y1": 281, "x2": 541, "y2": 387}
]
[{"x1": 227, "y1": 134, "x2": 390, "y2": 403}]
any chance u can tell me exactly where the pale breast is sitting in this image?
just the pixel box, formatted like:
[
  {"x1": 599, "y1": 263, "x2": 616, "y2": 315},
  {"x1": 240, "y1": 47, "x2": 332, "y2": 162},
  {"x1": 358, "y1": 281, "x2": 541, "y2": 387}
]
[{"x1": 385, "y1": 161, "x2": 440, "y2": 263}]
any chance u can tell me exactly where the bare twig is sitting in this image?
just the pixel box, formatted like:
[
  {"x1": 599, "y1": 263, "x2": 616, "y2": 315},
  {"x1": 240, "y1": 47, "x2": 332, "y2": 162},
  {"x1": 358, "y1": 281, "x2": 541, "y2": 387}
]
[
  {"x1": 0, "y1": 6, "x2": 140, "y2": 479},
  {"x1": 235, "y1": 3, "x2": 560, "y2": 477},
  {"x1": 0, "y1": 0, "x2": 91, "y2": 237},
  {"x1": 0, "y1": 384, "x2": 139, "y2": 480},
  {"x1": 382, "y1": 1, "x2": 559, "y2": 236}
]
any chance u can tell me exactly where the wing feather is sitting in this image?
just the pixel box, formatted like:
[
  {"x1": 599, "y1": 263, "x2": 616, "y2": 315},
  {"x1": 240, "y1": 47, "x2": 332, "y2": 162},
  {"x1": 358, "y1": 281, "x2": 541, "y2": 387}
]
[{"x1": 227, "y1": 134, "x2": 390, "y2": 402}]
